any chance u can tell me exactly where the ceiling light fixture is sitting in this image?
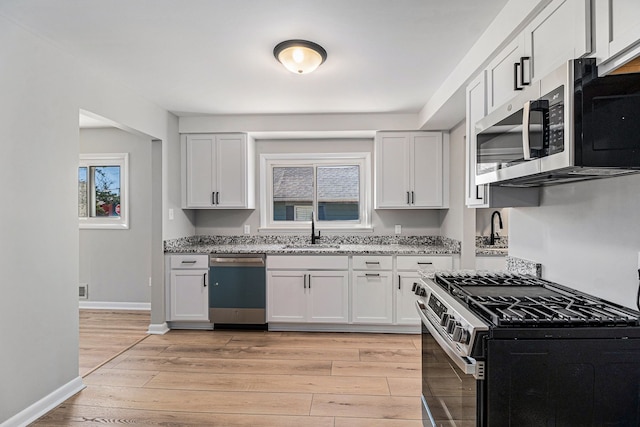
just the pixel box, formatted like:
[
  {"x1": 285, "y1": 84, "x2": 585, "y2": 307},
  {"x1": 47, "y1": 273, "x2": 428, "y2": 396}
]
[{"x1": 273, "y1": 40, "x2": 327, "y2": 74}]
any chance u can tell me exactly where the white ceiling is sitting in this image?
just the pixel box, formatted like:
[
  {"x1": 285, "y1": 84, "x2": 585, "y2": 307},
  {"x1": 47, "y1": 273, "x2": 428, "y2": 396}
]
[{"x1": 1, "y1": 0, "x2": 508, "y2": 118}]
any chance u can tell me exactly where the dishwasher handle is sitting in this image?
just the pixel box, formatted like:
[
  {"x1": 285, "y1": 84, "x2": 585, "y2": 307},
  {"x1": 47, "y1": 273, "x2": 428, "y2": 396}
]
[{"x1": 210, "y1": 254, "x2": 266, "y2": 267}]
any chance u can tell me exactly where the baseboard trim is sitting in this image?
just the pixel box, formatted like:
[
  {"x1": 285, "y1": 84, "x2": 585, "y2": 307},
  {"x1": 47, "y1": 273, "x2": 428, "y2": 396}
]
[
  {"x1": 268, "y1": 323, "x2": 421, "y2": 334},
  {"x1": 167, "y1": 321, "x2": 215, "y2": 330},
  {"x1": 1, "y1": 376, "x2": 85, "y2": 427},
  {"x1": 147, "y1": 322, "x2": 170, "y2": 335},
  {"x1": 79, "y1": 301, "x2": 151, "y2": 311}
]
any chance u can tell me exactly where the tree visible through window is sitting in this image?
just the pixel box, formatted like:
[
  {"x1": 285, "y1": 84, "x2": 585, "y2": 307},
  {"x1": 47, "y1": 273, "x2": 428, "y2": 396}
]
[{"x1": 79, "y1": 153, "x2": 129, "y2": 229}]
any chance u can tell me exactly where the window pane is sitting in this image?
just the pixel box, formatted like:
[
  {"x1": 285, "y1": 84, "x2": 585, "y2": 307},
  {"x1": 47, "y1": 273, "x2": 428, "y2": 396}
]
[
  {"x1": 78, "y1": 167, "x2": 88, "y2": 218},
  {"x1": 317, "y1": 165, "x2": 360, "y2": 221},
  {"x1": 92, "y1": 166, "x2": 121, "y2": 217},
  {"x1": 272, "y1": 166, "x2": 313, "y2": 221}
]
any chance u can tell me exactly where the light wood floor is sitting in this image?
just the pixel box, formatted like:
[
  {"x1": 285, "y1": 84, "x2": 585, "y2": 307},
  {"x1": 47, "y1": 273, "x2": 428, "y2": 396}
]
[{"x1": 35, "y1": 312, "x2": 424, "y2": 426}]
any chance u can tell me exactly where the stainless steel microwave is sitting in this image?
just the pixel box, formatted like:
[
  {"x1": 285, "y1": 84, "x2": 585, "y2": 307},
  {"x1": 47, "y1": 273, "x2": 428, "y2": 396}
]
[{"x1": 475, "y1": 58, "x2": 640, "y2": 187}]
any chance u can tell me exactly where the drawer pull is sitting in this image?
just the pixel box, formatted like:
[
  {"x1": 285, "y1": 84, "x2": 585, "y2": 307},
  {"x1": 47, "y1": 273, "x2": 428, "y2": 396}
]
[
  {"x1": 365, "y1": 261, "x2": 380, "y2": 265},
  {"x1": 181, "y1": 260, "x2": 198, "y2": 264},
  {"x1": 417, "y1": 262, "x2": 433, "y2": 265},
  {"x1": 365, "y1": 273, "x2": 380, "y2": 277}
]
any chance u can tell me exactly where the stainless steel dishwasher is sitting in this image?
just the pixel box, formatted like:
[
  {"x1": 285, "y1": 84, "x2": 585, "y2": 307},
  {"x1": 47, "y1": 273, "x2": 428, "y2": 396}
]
[{"x1": 209, "y1": 254, "x2": 266, "y2": 326}]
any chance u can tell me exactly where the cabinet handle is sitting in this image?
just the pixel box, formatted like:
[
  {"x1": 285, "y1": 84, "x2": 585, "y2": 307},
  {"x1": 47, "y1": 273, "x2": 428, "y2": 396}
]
[
  {"x1": 212, "y1": 192, "x2": 215, "y2": 205},
  {"x1": 181, "y1": 260, "x2": 197, "y2": 264},
  {"x1": 514, "y1": 62, "x2": 523, "y2": 91},
  {"x1": 216, "y1": 192, "x2": 220, "y2": 205},
  {"x1": 411, "y1": 191, "x2": 414, "y2": 204},
  {"x1": 398, "y1": 275, "x2": 401, "y2": 290},
  {"x1": 520, "y1": 56, "x2": 531, "y2": 86},
  {"x1": 304, "y1": 274, "x2": 307, "y2": 289},
  {"x1": 203, "y1": 273, "x2": 207, "y2": 287},
  {"x1": 417, "y1": 262, "x2": 433, "y2": 265},
  {"x1": 407, "y1": 191, "x2": 410, "y2": 204},
  {"x1": 365, "y1": 273, "x2": 380, "y2": 277},
  {"x1": 308, "y1": 275, "x2": 312, "y2": 289},
  {"x1": 365, "y1": 261, "x2": 380, "y2": 265}
]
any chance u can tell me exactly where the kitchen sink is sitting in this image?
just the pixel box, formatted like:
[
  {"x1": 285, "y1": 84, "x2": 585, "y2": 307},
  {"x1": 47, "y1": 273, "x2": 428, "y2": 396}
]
[{"x1": 281, "y1": 244, "x2": 341, "y2": 250}]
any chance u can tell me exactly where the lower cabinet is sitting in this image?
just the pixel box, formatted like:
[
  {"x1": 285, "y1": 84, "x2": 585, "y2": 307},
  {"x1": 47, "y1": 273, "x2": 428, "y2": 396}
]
[
  {"x1": 167, "y1": 255, "x2": 209, "y2": 322},
  {"x1": 267, "y1": 268, "x2": 349, "y2": 323},
  {"x1": 396, "y1": 272, "x2": 421, "y2": 325},
  {"x1": 351, "y1": 270, "x2": 393, "y2": 324}
]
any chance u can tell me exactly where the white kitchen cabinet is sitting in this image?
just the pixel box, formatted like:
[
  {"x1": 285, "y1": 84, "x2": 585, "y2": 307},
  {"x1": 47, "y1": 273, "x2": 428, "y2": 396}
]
[
  {"x1": 486, "y1": 0, "x2": 590, "y2": 114},
  {"x1": 351, "y1": 255, "x2": 393, "y2": 324},
  {"x1": 395, "y1": 255, "x2": 453, "y2": 326},
  {"x1": 183, "y1": 133, "x2": 255, "y2": 209},
  {"x1": 486, "y1": 36, "x2": 527, "y2": 114},
  {"x1": 267, "y1": 256, "x2": 349, "y2": 323},
  {"x1": 352, "y1": 270, "x2": 393, "y2": 324},
  {"x1": 523, "y1": 0, "x2": 591, "y2": 82},
  {"x1": 375, "y1": 132, "x2": 447, "y2": 209},
  {"x1": 594, "y1": 0, "x2": 640, "y2": 73},
  {"x1": 167, "y1": 255, "x2": 209, "y2": 322}
]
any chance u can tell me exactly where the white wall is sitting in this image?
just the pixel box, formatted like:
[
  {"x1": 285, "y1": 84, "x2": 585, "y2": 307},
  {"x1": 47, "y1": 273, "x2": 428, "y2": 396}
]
[
  {"x1": 0, "y1": 14, "x2": 186, "y2": 424},
  {"x1": 510, "y1": 174, "x2": 640, "y2": 309},
  {"x1": 79, "y1": 128, "x2": 152, "y2": 304},
  {"x1": 193, "y1": 138, "x2": 443, "y2": 236}
]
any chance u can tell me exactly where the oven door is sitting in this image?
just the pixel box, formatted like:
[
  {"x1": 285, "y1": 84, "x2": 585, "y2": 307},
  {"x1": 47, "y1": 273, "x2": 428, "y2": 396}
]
[{"x1": 417, "y1": 302, "x2": 478, "y2": 426}]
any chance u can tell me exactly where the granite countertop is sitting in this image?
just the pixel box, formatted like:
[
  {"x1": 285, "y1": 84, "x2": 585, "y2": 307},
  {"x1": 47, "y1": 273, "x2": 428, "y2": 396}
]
[
  {"x1": 475, "y1": 235, "x2": 508, "y2": 256},
  {"x1": 164, "y1": 235, "x2": 461, "y2": 256}
]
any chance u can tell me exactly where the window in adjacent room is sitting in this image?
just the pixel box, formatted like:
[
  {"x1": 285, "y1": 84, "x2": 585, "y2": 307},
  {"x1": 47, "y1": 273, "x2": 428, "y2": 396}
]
[
  {"x1": 78, "y1": 153, "x2": 129, "y2": 229},
  {"x1": 260, "y1": 153, "x2": 371, "y2": 230}
]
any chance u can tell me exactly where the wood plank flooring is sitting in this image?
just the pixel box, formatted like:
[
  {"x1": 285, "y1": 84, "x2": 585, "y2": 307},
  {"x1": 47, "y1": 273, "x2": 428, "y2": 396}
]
[{"x1": 35, "y1": 312, "x2": 424, "y2": 426}]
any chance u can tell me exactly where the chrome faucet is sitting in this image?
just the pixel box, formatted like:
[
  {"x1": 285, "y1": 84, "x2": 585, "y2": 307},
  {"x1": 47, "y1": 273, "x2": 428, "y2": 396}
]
[
  {"x1": 311, "y1": 211, "x2": 321, "y2": 244},
  {"x1": 490, "y1": 210, "x2": 503, "y2": 245}
]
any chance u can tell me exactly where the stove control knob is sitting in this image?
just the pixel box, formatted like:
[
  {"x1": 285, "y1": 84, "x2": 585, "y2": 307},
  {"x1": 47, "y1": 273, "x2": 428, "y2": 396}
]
[
  {"x1": 413, "y1": 286, "x2": 422, "y2": 296},
  {"x1": 453, "y1": 325, "x2": 469, "y2": 344},
  {"x1": 446, "y1": 318, "x2": 460, "y2": 334},
  {"x1": 420, "y1": 288, "x2": 427, "y2": 297},
  {"x1": 440, "y1": 313, "x2": 451, "y2": 326}
]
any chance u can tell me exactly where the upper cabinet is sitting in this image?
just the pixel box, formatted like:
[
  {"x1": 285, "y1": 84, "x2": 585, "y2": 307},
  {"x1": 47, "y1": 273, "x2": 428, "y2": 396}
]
[
  {"x1": 594, "y1": 0, "x2": 640, "y2": 72},
  {"x1": 486, "y1": 0, "x2": 591, "y2": 114},
  {"x1": 375, "y1": 131, "x2": 448, "y2": 209},
  {"x1": 182, "y1": 133, "x2": 255, "y2": 209}
]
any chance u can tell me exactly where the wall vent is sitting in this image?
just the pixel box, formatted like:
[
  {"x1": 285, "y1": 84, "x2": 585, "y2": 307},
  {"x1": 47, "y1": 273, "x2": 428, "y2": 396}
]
[{"x1": 79, "y1": 283, "x2": 88, "y2": 300}]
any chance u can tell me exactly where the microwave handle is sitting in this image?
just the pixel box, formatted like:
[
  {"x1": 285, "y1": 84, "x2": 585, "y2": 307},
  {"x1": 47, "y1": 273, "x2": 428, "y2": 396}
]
[{"x1": 522, "y1": 100, "x2": 532, "y2": 160}]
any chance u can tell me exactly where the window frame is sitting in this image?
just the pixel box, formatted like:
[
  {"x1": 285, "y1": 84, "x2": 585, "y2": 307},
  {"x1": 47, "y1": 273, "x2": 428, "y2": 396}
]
[
  {"x1": 78, "y1": 153, "x2": 129, "y2": 230},
  {"x1": 259, "y1": 152, "x2": 371, "y2": 231}
]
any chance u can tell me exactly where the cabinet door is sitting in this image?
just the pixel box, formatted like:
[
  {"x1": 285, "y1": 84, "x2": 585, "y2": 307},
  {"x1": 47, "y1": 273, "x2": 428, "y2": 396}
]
[
  {"x1": 351, "y1": 272, "x2": 393, "y2": 324},
  {"x1": 486, "y1": 36, "x2": 526, "y2": 113},
  {"x1": 267, "y1": 271, "x2": 307, "y2": 322},
  {"x1": 185, "y1": 134, "x2": 215, "y2": 207},
  {"x1": 524, "y1": 0, "x2": 591, "y2": 83},
  {"x1": 396, "y1": 273, "x2": 421, "y2": 326},
  {"x1": 598, "y1": 0, "x2": 640, "y2": 62},
  {"x1": 215, "y1": 134, "x2": 247, "y2": 208},
  {"x1": 170, "y1": 269, "x2": 209, "y2": 321},
  {"x1": 465, "y1": 72, "x2": 488, "y2": 207},
  {"x1": 411, "y1": 133, "x2": 443, "y2": 207},
  {"x1": 307, "y1": 271, "x2": 349, "y2": 323},
  {"x1": 375, "y1": 134, "x2": 411, "y2": 208}
]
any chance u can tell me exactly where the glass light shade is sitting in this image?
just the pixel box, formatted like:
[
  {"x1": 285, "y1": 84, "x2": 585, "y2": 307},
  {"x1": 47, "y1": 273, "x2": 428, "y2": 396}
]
[{"x1": 274, "y1": 40, "x2": 327, "y2": 74}]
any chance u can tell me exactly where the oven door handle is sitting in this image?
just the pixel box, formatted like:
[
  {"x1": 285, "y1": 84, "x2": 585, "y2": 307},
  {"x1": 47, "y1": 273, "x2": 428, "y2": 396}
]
[{"x1": 415, "y1": 301, "x2": 478, "y2": 377}]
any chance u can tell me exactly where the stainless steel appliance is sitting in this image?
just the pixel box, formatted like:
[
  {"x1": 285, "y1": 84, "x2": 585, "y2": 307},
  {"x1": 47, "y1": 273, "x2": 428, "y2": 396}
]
[
  {"x1": 475, "y1": 58, "x2": 640, "y2": 187},
  {"x1": 209, "y1": 254, "x2": 266, "y2": 326},
  {"x1": 414, "y1": 272, "x2": 640, "y2": 426}
]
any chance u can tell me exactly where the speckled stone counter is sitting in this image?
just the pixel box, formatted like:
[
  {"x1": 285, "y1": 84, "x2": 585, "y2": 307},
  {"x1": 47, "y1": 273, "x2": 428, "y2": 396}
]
[
  {"x1": 475, "y1": 235, "x2": 508, "y2": 256},
  {"x1": 506, "y1": 256, "x2": 542, "y2": 277},
  {"x1": 164, "y1": 235, "x2": 461, "y2": 255}
]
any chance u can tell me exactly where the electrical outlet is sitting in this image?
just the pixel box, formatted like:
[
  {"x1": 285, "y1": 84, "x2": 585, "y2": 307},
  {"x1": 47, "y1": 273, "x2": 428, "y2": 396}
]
[
  {"x1": 244, "y1": 224, "x2": 250, "y2": 234},
  {"x1": 395, "y1": 224, "x2": 402, "y2": 234}
]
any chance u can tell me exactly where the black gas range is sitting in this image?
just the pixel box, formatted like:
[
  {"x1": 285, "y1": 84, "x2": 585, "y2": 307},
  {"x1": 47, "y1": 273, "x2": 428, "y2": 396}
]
[{"x1": 415, "y1": 271, "x2": 640, "y2": 427}]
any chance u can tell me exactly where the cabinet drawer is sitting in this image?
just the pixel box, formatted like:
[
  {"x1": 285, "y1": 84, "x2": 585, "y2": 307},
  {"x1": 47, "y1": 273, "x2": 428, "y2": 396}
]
[
  {"x1": 352, "y1": 256, "x2": 393, "y2": 270},
  {"x1": 267, "y1": 255, "x2": 349, "y2": 270},
  {"x1": 396, "y1": 255, "x2": 452, "y2": 271},
  {"x1": 170, "y1": 254, "x2": 209, "y2": 269}
]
